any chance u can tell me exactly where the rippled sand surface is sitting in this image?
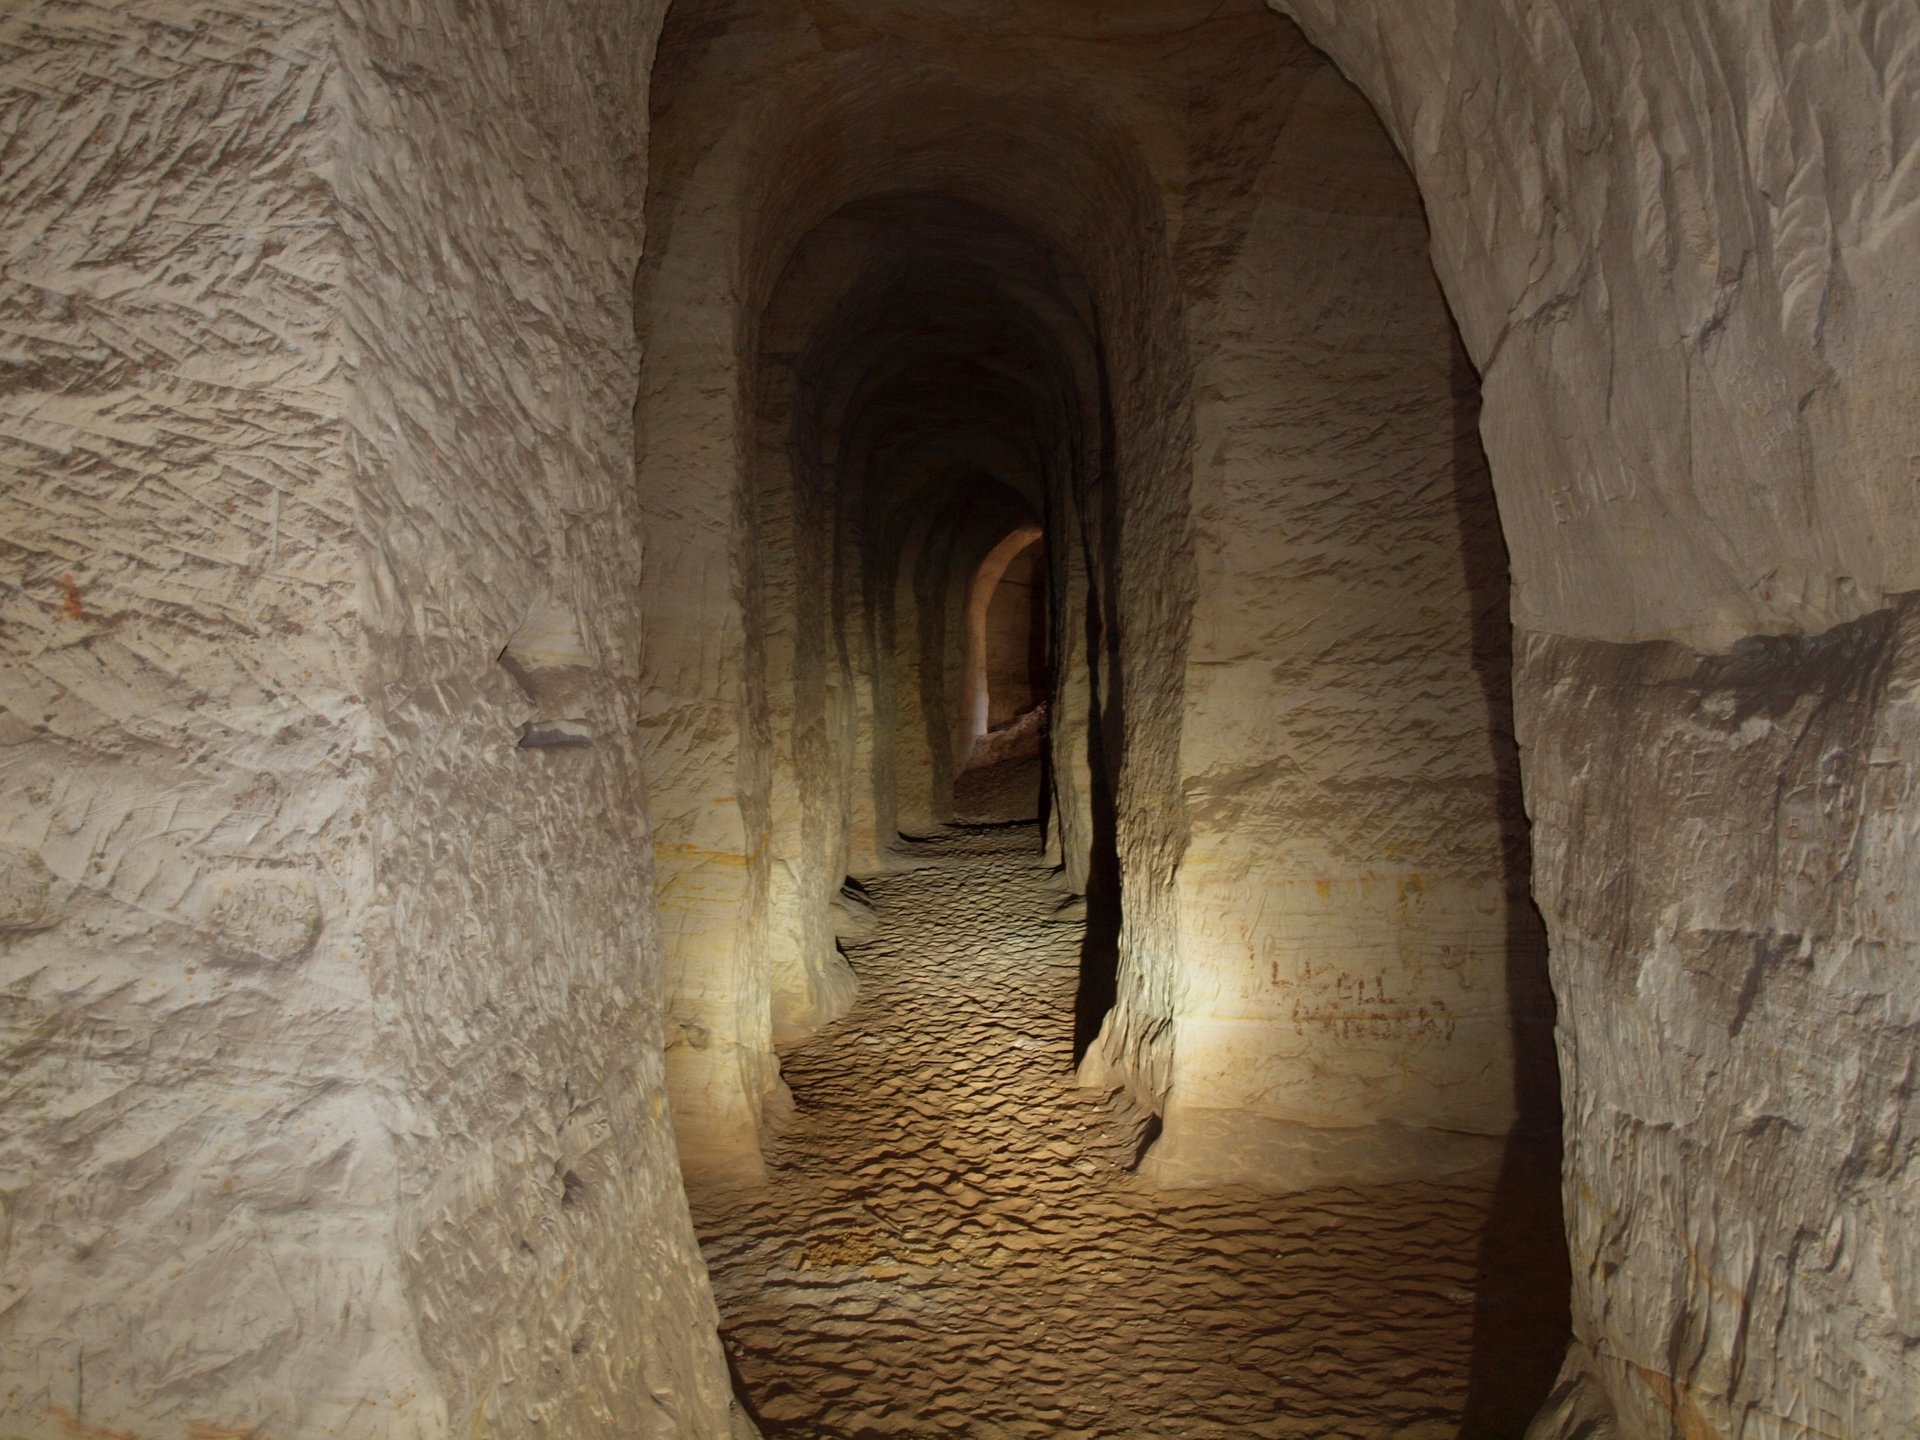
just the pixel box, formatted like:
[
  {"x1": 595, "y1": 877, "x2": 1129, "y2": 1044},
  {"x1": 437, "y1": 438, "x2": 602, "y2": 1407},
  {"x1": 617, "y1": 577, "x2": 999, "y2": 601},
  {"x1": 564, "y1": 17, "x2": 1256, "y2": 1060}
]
[{"x1": 689, "y1": 812, "x2": 1565, "y2": 1439}]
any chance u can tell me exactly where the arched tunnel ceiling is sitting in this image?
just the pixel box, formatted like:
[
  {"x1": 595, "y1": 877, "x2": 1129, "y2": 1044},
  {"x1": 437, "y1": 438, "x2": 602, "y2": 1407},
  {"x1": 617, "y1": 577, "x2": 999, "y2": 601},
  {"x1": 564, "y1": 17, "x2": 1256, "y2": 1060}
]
[
  {"x1": 779, "y1": 196, "x2": 1099, "y2": 534},
  {"x1": 649, "y1": 0, "x2": 1920, "y2": 646}
]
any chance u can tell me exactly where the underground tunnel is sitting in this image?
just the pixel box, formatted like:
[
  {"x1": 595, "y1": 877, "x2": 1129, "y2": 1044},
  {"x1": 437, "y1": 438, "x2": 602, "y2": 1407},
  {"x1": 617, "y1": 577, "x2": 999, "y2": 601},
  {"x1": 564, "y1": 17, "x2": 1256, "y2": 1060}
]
[
  {"x1": 638, "y1": 0, "x2": 1567, "y2": 1430},
  {"x1": 4, "y1": 0, "x2": 1919, "y2": 1437}
]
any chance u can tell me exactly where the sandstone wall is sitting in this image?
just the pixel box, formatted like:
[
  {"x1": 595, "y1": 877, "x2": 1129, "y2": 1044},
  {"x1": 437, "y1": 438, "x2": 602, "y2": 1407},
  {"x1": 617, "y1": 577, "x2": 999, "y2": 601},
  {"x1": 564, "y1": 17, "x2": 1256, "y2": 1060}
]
[
  {"x1": 1263, "y1": 2, "x2": 1920, "y2": 1430},
  {"x1": 633, "y1": 0, "x2": 1170, "y2": 1177},
  {"x1": 978, "y1": 535, "x2": 1045, "y2": 734},
  {"x1": 637, "y1": 0, "x2": 1554, "y2": 1213},
  {"x1": 936, "y1": 507, "x2": 1047, "y2": 790},
  {"x1": 889, "y1": 468, "x2": 1054, "y2": 834},
  {"x1": 337, "y1": 0, "x2": 741, "y2": 1432},
  {"x1": 0, "y1": 6, "x2": 411, "y2": 1433},
  {"x1": 1276, "y1": 0, "x2": 1920, "y2": 651},
  {"x1": 1123, "y1": 56, "x2": 1553, "y2": 1191},
  {"x1": 753, "y1": 215, "x2": 870, "y2": 1046},
  {"x1": 755, "y1": 199, "x2": 1065, "y2": 1039},
  {"x1": 18, "y1": 3, "x2": 1912, "y2": 1435},
  {"x1": 633, "y1": 1, "x2": 781, "y2": 1182},
  {"x1": 1522, "y1": 606, "x2": 1920, "y2": 1438},
  {"x1": 2, "y1": 1, "x2": 743, "y2": 1434}
]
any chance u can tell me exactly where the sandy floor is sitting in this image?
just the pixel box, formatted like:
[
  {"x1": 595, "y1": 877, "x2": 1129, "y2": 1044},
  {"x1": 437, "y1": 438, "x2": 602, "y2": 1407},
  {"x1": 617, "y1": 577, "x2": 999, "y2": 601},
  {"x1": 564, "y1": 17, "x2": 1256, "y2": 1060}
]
[
  {"x1": 688, "y1": 815, "x2": 1567, "y2": 1439},
  {"x1": 949, "y1": 752, "x2": 1045, "y2": 826}
]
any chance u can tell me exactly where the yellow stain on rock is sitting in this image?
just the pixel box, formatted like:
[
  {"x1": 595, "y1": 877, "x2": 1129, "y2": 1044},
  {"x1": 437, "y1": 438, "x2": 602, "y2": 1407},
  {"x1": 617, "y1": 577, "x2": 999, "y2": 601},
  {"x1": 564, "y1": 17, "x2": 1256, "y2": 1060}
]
[
  {"x1": 1627, "y1": 1362, "x2": 1725, "y2": 1440},
  {"x1": 652, "y1": 842, "x2": 750, "y2": 864},
  {"x1": 42, "y1": 1408, "x2": 136, "y2": 1440}
]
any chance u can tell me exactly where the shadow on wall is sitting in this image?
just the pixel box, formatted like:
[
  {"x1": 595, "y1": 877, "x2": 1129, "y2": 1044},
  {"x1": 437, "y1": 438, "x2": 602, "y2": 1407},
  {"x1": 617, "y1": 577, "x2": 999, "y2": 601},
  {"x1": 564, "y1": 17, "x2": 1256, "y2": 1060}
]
[
  {"x1": 1448, "y1": 342, "x2": 1571, "y2": 1434},
  {"x1": 1073, "y1": 359, "x2": 1125, "y2": 1066},
  {"x1": 1072, "y1": 704, "x2": 1123, "y2": 1065}
]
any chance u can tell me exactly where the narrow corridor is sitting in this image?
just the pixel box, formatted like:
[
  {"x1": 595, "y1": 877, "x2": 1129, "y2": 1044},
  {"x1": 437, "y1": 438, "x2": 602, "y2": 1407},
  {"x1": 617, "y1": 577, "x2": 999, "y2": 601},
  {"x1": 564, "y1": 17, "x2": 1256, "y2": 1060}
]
[{"x1": 687, "y1": 804, "x2": 1564, "y2": 1438}]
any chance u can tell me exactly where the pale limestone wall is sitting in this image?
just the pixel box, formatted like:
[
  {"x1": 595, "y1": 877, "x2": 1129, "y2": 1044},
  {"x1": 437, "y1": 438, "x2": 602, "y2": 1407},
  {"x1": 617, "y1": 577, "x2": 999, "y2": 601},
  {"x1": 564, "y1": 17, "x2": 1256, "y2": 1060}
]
[
  {"x1": 0, "y1": 6, "x2": 416, "y2": 1434},
  {"x1": 1521, "y1": 607, "x2": 1920, "y2": 1439},
  {"x1": 776, "y1": 198, "x2": 1079, "y2": 892},
  {"x1": 635, "y1": 0, "x2": 1550, "y2": 1214},
  {"x1": 754, "y1": 203, "x2": 1066, "y2": 1042},
  {"x1": 633, "y1": 3, "x2": 779, "y2": 1183},
  {"x1": 1040, "y1": 424, "x2": 1099, "y2": 893},
  {"x1": 887, "y1": 468, "x2": 1052, "y2": 832},
  {"x1": 936, "y1": 502, "x2": 1048, "y2": 791},
  {"x1": 1, "y1": 1, "x2": 742, "y2": 1435},
  {"x1": 753, "y1": 217, "x2": 867, "y2": 1046},
  {"x1": 888, "y1": 486, "x2": 966, "y2": 835},
  {"x1": 18, "y1": 3, "x2": 1911, "y2": 1436},
  {"x1": 337, "y1": 1, "x2": 741, "y2": 1433},
  {"x1": 1263, "y1": 3, "x2": 1920, "y2": 1431},
  {"x1": 1276, "y1": 0, "x2": 1920, "y2": 650},
  {"x1": 1125, "y1": 59, "x2": 1552, "y2": 1190}
]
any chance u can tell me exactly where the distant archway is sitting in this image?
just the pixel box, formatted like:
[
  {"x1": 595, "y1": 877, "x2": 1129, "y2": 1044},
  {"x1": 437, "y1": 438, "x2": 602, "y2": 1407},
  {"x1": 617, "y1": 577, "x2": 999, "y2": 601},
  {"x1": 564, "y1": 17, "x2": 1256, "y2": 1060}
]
[{"x1": 961, "y1": 522, "x2": 1045, "y2": 754}]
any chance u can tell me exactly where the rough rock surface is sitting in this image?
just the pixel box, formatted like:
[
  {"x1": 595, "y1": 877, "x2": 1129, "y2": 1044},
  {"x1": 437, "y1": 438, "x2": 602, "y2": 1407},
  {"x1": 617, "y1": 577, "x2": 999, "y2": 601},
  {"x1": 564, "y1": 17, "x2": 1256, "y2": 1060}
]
[
  {"x1": 1257, "y1": 3, "x2": 1920, "y2": 1430},
  {"x1": 1274, "y1": 0, "x2": 1920, "y2": 650},
  {"x1": 337, "y1": 1, "x2": 742, "y2": 1432},
  {"x1": 1081, "y1": 45, "x2": 1554, "y2": 1196},
  {"x1": 1, "y1": 4, "x2": 411, "y2": 1432},
  {"x1": 1518, "y1": 599, "x2": 1920, "y2": 1438},
  {"x1": 971, "y1": 531, "x2": 1046, "y2": 736},
  {"x1": 635, "y1": 18, "x2": 1115, "y2": 1174},
  {"x1": 638, "y1": 0, "x2": 1547, "y2": 1216},
  {"x1": 2, "y1": 1, "x2": 742, "y2": 1435}
]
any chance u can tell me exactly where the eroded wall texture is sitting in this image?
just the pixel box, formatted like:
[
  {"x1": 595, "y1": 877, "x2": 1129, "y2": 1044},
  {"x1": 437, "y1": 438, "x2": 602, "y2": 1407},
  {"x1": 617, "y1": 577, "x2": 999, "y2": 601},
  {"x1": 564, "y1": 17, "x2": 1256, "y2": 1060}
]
[
  {"x1": 633, "y1": 0, "x2": 1187, "y2": 1183},
  {"x1": 338, "y1": 1, "x2": 742, "y2": 1433},
  {"x1": 2, "y1": 2, "x2": 743, "y2": 1435},
  {"x1": 975, "y1": 533, "x2": 1045, "y2": 735},
  {"x1": 1521, "y1": 606, "x2": 1920, "y2": 1439},
  {"x1": 1277, "y1": 1, "x2": 1920, "y2": 648},
  {"x1": 6, "y1": 0, "x2": 1919, "y2": 1436},
  {"x1": 1258, "y1": 1, "x2": 1920, "y2": 1432},
  {"x1": 1, "y1": 6, "x2": 403, "y2": 1432},
  {"x1": 1123, "y1": 55, "x2": 1554, "y2": 1191}
]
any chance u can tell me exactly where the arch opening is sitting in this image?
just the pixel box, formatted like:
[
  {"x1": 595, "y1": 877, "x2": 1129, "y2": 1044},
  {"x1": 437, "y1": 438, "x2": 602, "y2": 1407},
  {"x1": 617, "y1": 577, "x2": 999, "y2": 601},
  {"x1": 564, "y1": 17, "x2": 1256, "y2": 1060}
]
[
  {"x1": 963, "y1": 523, "x2": 1046, "y2": 751},
  {"x1": 634, "y1": 0, "x2": 1570, "y2": 1427}
]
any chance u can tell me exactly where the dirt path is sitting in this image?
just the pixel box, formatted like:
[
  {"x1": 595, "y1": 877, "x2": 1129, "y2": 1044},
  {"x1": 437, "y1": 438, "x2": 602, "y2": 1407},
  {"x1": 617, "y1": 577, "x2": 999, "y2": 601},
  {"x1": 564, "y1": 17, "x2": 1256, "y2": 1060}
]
[{"x1": 687, "y1": 821, "x2": 1562, "y2": 1438}]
